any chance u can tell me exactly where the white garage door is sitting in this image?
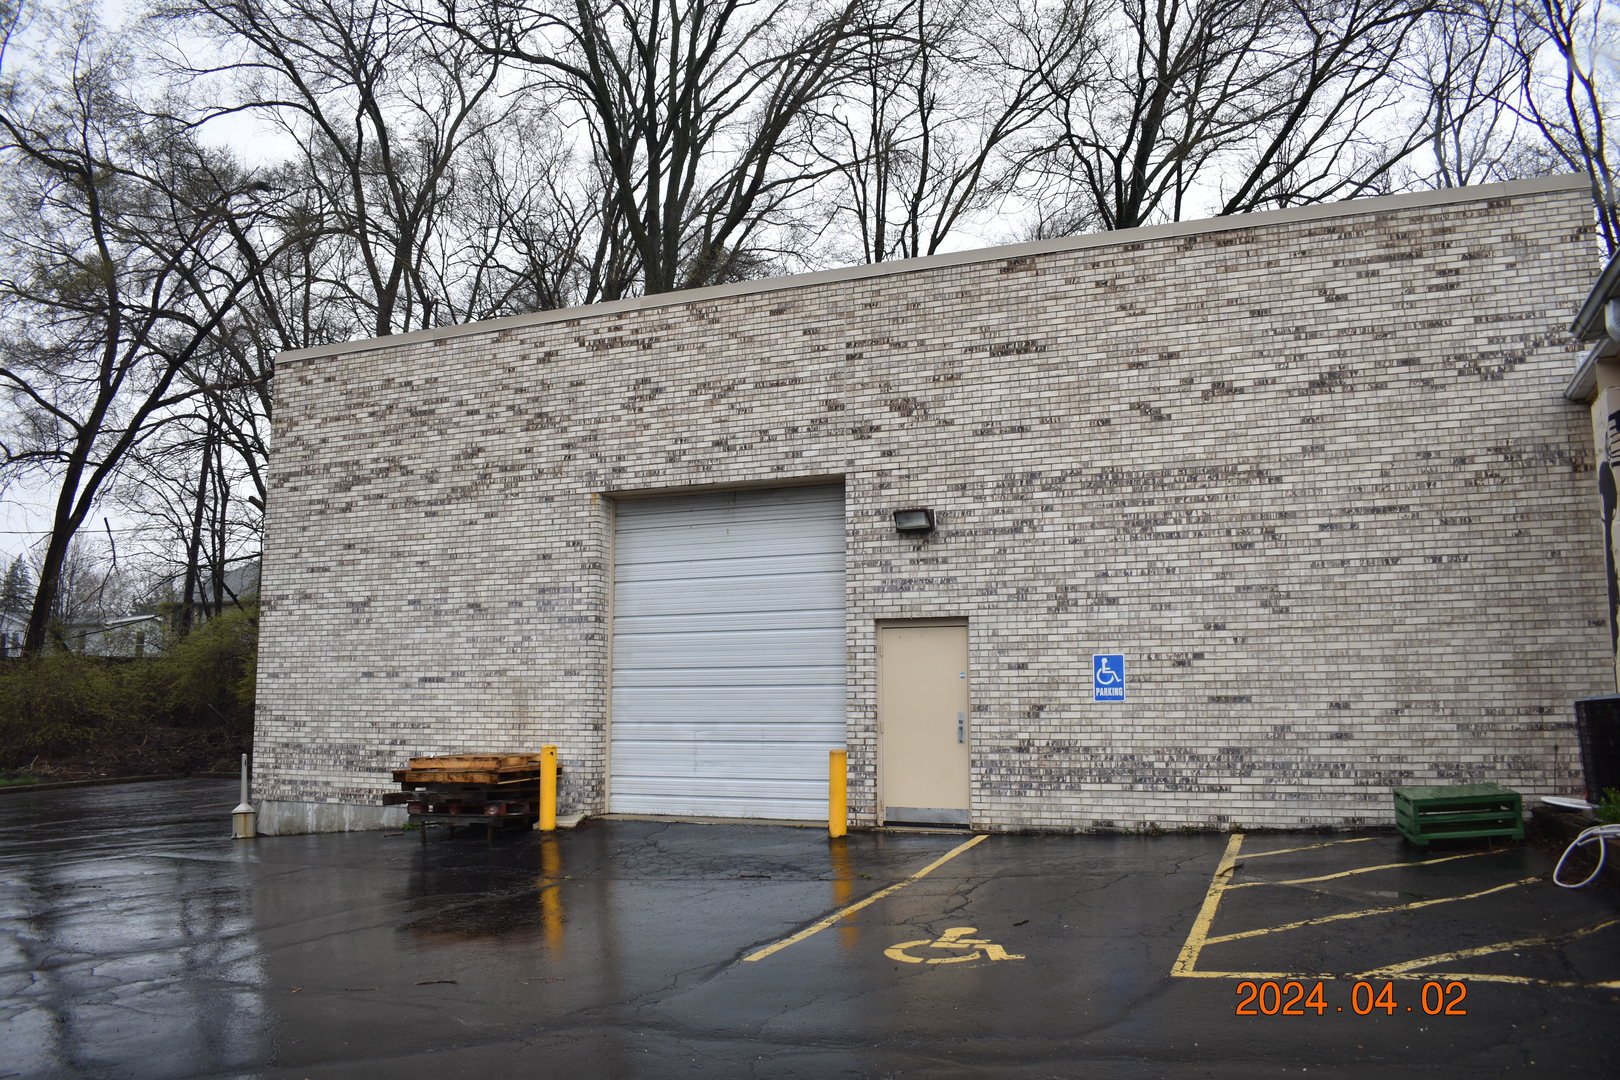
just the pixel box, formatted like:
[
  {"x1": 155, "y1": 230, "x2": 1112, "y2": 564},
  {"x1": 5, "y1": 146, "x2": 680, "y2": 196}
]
[{"x1": 610, "y1": 485, "x2": 845, "y2": 819}]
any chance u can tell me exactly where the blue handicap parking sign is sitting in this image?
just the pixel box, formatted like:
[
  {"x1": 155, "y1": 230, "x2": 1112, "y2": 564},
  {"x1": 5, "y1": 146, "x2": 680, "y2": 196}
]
[{"x1": 1093, "y1": 654, "x2": 1125, "y2": 702}]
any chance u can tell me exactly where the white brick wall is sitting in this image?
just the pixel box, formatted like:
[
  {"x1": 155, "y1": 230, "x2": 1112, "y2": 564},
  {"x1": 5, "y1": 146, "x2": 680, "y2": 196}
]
[{"x1": 256, "y1": 178, "x2": 1610, "y2": 831}]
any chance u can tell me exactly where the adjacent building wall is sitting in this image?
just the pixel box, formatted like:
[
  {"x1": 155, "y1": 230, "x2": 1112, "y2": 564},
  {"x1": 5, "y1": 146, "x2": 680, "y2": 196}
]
[{"x1": 256, "y1": 176, "x2": 1610, "y2": 833}]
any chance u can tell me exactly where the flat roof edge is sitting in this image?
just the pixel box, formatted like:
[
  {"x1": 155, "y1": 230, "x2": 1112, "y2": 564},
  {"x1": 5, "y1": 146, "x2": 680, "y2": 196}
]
[
  {"x1": 1573, "y1": 253, "x2": 1620, "y2": 338},
  {"x1": 279, "y1": 174, "x2": 1587, "y2": 366}
]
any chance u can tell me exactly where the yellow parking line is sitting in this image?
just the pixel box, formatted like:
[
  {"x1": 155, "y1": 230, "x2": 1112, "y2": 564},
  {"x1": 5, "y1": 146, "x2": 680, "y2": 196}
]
[
  {"x1": 1416, "y1": 971, "x2": 1615, "y2": 988},
  {"x1": 1171, "y1": 832, "x2": 1244, "y2": 977},
  {"x1": 1226, "y1": 849, "x2": 1504, "y2": 889},
  {"x1": 1203, "y1": 877, "x2": 1538, "y2": 945},
  {"x1": 742, "y1": 834, "x2": 987, "y2": 963},
  {"x1": 1359, "y1": 918, "x2": 1620, "y2": 977},
  {"x1": 1174, "y1": 835, "x2": 1615, "y2": 990},
  {"x1": 1377, "y1": 969, "x2": 1619, "y2": 988},
  {"x1": 1174, "y1": 967, "x2": 1309, "y2": 980},
  {"x1": 1242, "y1": 837, "x2": 1377, "y2": 860},
  {"x1": 1179, "y1": 967, "x2": 1614, "y2": 988}
]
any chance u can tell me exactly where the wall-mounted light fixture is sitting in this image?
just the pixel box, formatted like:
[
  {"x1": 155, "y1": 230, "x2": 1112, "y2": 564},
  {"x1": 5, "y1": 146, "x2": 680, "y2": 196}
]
[{"x1": 893, "y1": 507, "x2": 936, "y2": 533}]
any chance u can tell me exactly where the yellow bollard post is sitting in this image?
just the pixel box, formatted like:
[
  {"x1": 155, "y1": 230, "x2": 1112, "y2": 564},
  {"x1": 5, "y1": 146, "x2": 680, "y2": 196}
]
[
  {"x1": 537, "y1": 745, "x2": 558, "y2": 832},
  {"x1": 829, "y1": 749, "x2": 847, "y2": 839}
]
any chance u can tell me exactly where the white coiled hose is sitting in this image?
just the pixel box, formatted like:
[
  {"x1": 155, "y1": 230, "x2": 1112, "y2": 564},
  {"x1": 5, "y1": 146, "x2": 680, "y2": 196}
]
[{"x1": 1553, "y1": 823, "x2": 1620, "y2": 888}]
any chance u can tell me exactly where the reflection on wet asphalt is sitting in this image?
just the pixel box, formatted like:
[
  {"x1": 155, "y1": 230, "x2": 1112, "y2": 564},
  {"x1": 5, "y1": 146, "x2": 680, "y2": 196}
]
[{"x1": 2, "y1": 779, "x2": 1617, "y2": 1079}]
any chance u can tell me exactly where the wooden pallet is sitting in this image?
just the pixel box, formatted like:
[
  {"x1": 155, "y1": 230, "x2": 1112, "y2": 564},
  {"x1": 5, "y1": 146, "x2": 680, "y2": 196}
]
[
  {"x1": 1394, "y1": 783, "x2": 1524, "y2": 846},
  {"x1": 386, "y1": 753, "x2": 559, "y2": 841},
  {"x1": 391, "y1": 753, "x2": 544, "y2": 785}
]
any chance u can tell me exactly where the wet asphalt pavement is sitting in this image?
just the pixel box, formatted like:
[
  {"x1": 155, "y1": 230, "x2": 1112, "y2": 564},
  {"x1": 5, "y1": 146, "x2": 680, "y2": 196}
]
[{"x1": 1, "y1": 779, "x2": 1617, "y2": 1079}]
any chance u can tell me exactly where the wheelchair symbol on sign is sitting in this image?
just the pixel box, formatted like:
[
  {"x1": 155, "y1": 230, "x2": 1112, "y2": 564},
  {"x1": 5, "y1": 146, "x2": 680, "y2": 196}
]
[
  {"x1": 1093, "y1": 653, "x2": 1125, "y2": 700},
  {"x1": 884, "y1": 927, "x2": 1025, "y2": 965}
]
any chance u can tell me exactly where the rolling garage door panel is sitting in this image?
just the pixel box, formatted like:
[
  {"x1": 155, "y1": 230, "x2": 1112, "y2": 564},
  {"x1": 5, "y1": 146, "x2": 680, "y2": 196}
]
[
  {"x1": 612, "y1": 665, "x2": 843, "y2": 689},
  {"x1": 610, "y1": 486, "x2": 844, "y2": 819},
  {"x1": 611, "y1": 744, "x2": 836, "y2": 781},
  {"x1": 613, "y1": 609, "x2": 843, "y2": 633},
  {"x1": 612, "y1": 627, "x2": 845, "y2": 672},
  {"x1": 615, "y1": 551, "x2": 842, "y2": 584},
  {"x1": 613, "y1": 687, "x2": 845, "y2": 737},
  {"x1": 614, "y1": 574, "x2": 843, "y2": 618}
]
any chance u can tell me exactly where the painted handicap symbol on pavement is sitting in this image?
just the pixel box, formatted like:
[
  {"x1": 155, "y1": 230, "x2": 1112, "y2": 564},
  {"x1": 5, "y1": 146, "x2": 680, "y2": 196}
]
[{"x1": 884, "y1": 926, "x2": 1025, "y2": 965}]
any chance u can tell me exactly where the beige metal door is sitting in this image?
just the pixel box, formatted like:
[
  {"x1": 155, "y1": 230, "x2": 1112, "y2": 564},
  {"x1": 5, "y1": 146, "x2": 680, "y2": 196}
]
[{"x1": 878, "y1": 620, "x2": 970, "y2": 825}]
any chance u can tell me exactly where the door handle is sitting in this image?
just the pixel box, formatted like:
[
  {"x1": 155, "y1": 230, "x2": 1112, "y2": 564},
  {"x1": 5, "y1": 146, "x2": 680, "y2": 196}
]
[{"x1": 957, "y1": 712, "x2": 965, "y2": 743}]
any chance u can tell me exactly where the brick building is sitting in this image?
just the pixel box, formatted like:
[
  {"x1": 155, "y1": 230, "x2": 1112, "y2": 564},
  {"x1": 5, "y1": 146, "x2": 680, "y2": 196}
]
[{"x1": 254, "y1": 175, "x2": 1611, "y2": 835}]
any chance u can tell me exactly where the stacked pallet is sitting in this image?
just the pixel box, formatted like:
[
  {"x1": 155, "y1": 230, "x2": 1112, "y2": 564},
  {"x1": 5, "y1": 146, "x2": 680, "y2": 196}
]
[
  {"x1": 384, "y1": 754, "x2": 547, "y2": 829},
  {"x1": 1393, "y1": 783, "x2": 1524, "y2": 846}
]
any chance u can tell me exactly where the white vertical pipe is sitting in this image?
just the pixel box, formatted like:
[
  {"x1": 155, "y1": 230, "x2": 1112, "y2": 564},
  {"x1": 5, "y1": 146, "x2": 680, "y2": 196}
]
[{"x1": 232, "y1": 753, "x2": 256, "y2": 839}]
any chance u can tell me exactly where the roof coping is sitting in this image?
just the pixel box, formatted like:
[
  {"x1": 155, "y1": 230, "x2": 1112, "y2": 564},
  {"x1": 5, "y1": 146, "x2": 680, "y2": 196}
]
[{"x1": 279, "y1": 174, "x2": 1587, "y2": 366}]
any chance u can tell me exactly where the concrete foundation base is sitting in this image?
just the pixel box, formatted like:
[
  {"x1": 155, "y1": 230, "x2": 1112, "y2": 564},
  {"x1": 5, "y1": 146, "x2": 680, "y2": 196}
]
[{"x1": 257, "y1": 800, "x2": 407, "y2": 836}]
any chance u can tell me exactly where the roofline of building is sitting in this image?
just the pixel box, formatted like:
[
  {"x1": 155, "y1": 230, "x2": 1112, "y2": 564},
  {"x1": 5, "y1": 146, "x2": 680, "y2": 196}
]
[
  {"x1": 68, "y1": 614, "x2": 164, "y2": 637},
  {"x1": 1567, "y1": 244, "x2": 1620, "y2": 401},
  {"x1": 1572, "y1": 251, "x2": 1620, "y2": 340},
  {"x1": 278, "y1": 174, "x2": 1587, "y2": 366}
]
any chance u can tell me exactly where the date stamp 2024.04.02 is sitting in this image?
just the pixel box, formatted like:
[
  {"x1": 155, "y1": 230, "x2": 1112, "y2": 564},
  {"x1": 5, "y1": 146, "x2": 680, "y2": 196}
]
[{"x1": 1234, "y1": 980, "x2": 1468, "y2": 1016}]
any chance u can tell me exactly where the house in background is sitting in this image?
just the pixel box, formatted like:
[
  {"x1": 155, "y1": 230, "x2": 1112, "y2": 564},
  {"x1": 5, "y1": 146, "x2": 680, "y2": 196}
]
[
  {"x1": 0, "y1": 559, "x2": 259, "y2": 660},
  {"x1": 162, "y1": 559, "x2": 261, "y2": 631},
  {"x1": 0, "y1": 611, "x2": 24, "y2": 658},
  {"x1": 253, "y1": 175, "x2": 1609, "y2": 836},
  {"x1": 68, "y1": 614, "x2": 165, "y2": 658},
  {"x1": 0, "y1": 610, "x2": 164, "y2": 658}
]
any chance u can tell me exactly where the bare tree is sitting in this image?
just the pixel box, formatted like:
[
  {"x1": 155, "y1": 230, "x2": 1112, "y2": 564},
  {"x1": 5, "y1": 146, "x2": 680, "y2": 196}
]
[
  {"x1": 417, "y1": 111, "x2": 624, "y2": 313},
  {"x1": 113, "y1": 382, "x2": 263, "y2": 630},
  {"x1": 1507, "y1": 0, "x2": 1620, "y2": 250},
  {"x1": 0, "y1": 6, "x2": 274, "y2": 654},
  {"x1": 1394, "y1": 0, "x2": 1536, "y2": 188},
  {"x1": 1024, "y1": 0, "x2": 1453, "y2": 235},
  {"x1": 1, "y1": 0, "x2": 23, "y2": 73},
  {"x1": 817, "y1": 0, "x2": 1086, "y2": 262},
  {"x1": 124, "y1": 0, "x2": 546, "y2": 604},
  {"x1": 155, "y1": 0, "x2": 529, "y2": 336},
  {"x1": 189, "y1": 162, "x2": 357, "y2": 544},
  {"x1": 31, "y1": 534, "x2": 136, "y2": 629},
  {"x1": 435, "y1": 0, "x2": 901, "y2": 296}
]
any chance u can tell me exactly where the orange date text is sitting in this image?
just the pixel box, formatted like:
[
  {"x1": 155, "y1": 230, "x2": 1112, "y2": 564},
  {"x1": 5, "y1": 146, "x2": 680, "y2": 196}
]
[{"x1": 1234, "y1": 980, "x2": 1468, "y2": 1016}]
